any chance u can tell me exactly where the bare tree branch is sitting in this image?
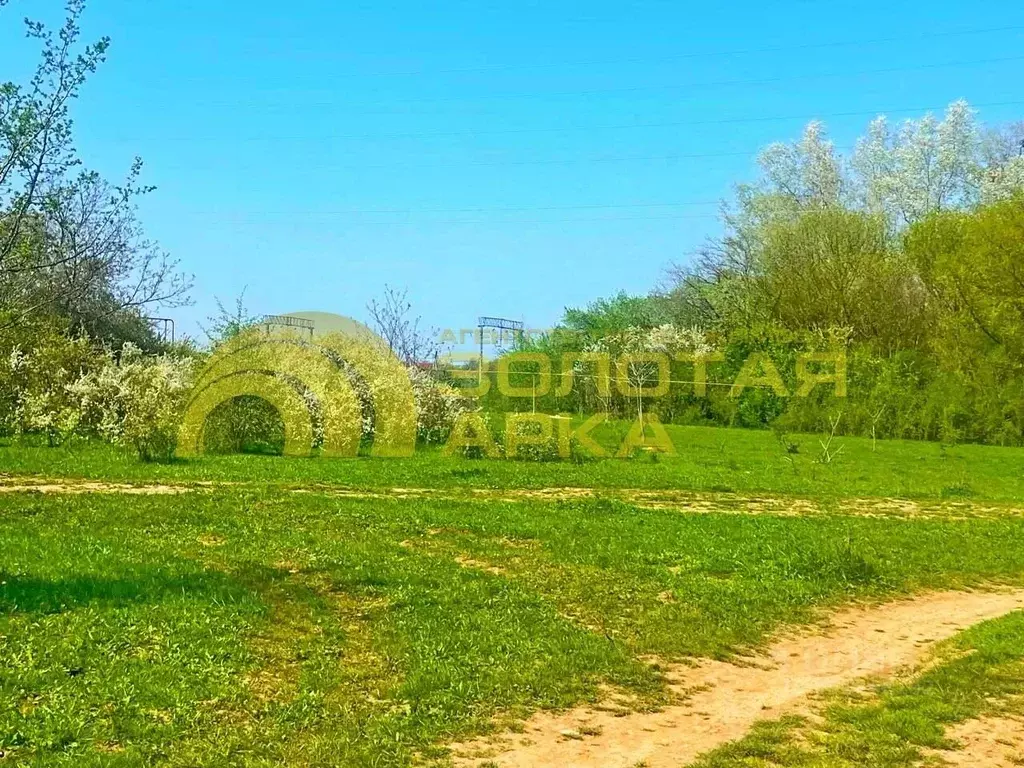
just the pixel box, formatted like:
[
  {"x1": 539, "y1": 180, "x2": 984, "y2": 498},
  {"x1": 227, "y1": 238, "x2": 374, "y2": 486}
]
[{"x1": 366, "y1": 285, "x2": 440, "y2": 365}]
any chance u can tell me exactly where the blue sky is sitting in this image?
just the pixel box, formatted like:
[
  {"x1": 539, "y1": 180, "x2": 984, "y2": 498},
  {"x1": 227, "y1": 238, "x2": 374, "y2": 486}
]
[{"x1": 2, "y1": 0, "x2": 1023, "y2": 344}]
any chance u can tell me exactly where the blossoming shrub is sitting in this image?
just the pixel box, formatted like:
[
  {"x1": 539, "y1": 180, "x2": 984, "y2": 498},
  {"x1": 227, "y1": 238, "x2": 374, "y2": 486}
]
[
  {"x1": 406, "y1": 365, "x2": 471, "y2": 444},
  {"x1": 179, "y1": 328, "x2": 471, "y2": 456},
  {"x1": 71, "y1": 344, "x2": 196, "y2": 461},
  {"x1": 4, "y1": 325, "x2": 472, "y2": 460},
  {"x1": 481, "y1": 323, "x2": 716, "y2": 423},
  {"x1": 4, "y1": 332, "x2": 100, "y2": 445},
  {"x1": 3, "y1": 334, "x2": 196, "y2": 460},
  {"x1": 179, "y1": 330, "x2": 350, "y2": 458}
]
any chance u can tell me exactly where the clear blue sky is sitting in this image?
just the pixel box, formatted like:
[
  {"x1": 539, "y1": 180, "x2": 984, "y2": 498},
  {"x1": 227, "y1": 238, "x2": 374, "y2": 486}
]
[{"x1": 2, "y1": 1, "x2": 1023, "y2": 343}]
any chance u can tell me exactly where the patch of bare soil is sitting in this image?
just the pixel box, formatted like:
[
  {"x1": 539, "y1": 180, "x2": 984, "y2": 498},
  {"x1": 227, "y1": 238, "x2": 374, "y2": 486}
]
[
  {"x1": 450, "y1": 589, "x2": 1024, "y2": 768},
  {"x1": 931, "y1": 715, "x2": 1024, "y2": 767},
  {"x1": 1, "y1": 477, "x2": 1021, "y2": 520},
  {"x1": 0, "y1": 479, "x2": 189, "y2": 495},
  {"x1": 453, "y1": 555, "x2": 507, "y2": 576}
]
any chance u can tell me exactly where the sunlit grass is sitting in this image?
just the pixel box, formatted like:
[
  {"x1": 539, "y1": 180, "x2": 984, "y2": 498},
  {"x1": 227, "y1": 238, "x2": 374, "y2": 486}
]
[
  {"x1": 4, "y1": 419, "x2": 1024, "y2": 502},
  {"x1": 6, "y1": 490, "x2": 1024, "y2": 765}
]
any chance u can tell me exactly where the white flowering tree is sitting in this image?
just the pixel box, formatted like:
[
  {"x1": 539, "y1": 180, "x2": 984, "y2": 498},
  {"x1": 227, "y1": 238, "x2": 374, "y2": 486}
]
[
  {"x1": 667, "y1": 101, "x2": 1024, "y2": 338},
  {"x1": 757, "y1": 120, "x2": 847, "y2": 208},
  {"x1": 852, "y1": 101, "x2": 986, "y2": 226},
  {"x1": 587, "y1": 324, "x2": 713, "y2": 427},
  {"x1": 69, "y1": 343, "x2": 196, "y2": 460},
  {"x1": 406, "y1": 365, "x2": 471, "y2": 444},
  {"x1": 718, "y1": 101, "x2": 1023, "y2": 238},
  {"x1": 5, "y1": 333, "x2": 96, "y2": 445},
  {"x1": 4, "y1": 334, "x2": 196, "y2": 458}
]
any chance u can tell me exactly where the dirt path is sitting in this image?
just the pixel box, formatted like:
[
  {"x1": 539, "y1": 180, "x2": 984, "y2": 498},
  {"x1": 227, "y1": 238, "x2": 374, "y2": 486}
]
[
  {"x1": 0, "y1": 476, "x2": 1015, "y2": 519},
  {"x1": 450, "y1": 589, "x2": 1024, "y2": 768},
  {"x1": 930, "y1": 715, "x2": 1024, "y2": 767},
  {"x1": 0, "y1": 479, "x2": 189, "y2": 495}
]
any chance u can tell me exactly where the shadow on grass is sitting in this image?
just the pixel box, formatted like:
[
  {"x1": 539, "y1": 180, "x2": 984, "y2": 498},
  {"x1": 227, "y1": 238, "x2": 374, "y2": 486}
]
[{"x1": 0, "y1": 568, "x2": 251, "y2": 614}]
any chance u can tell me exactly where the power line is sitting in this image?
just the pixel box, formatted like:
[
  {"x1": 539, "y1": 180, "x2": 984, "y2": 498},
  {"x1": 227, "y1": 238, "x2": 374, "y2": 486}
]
[
  {"x1": 291, "y1": 200, "x2": 722, "y2": 215},
  {"x1": 164, "y1": 147, "x2": 774, "y2": 173},
  {"x1": 224, "y1": 54, "x2": 1024, "y2": 108},
  {"x1": 299, "y1": 24, "x2": 1024, "y2": 78},
  {"x1": 297, "y1": 142, "x2": 882, "y2": 172},
  {"x1": 336, "y1": 148, "x2": 774, "y2": 170},
  {"x1": 211, "y1": 212, "x2": 722, "y2": 225},
  {"x1": 136, "y1": 99, "x2": 1024, "y2": 142}
]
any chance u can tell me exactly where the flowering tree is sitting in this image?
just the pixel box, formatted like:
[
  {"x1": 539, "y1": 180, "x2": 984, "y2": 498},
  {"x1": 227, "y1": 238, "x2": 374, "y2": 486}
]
[
  {"x1": 5, "y1": 332, "x2": 97, "y2": 445},
  {"x1": 0, "y1": 0, "x2": 190, "y2": 342},
  {"x1": 69, "y1": 344, "x2": 195, "y2": 460},
  {"x1": 852, "y1": 101, "x2": 985, "y2": 226},
  {"x1": 719, "y1": 101, "x2": 1023, "y2": 235},
  {"x1": 178, "y1": 327, "x2": 470, "y2": 458},
  {"x1": 587, "y1": 324, "x2": 714, "y2": 426},
  {"x1": 5, "y1": 335, "x2": 195, "y2": 458},
  {"x1": 666, "y1": 101, "x2": 1024, "y2": 339},
  {"x1": 406, "y1": 365, "x2": 471, "y2": 444}
]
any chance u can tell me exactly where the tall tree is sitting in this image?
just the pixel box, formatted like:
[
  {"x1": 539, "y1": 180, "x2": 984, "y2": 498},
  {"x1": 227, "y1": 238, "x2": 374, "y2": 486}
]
[
  {"x1": 852, "y1": 100, "x2": 984, "y2": 226},
  {"x1": 0, "y1": 0, "x2": 190, "y2": 342},
  {"x1": 664, "y1": 101, "x2": 1024, "y2": 335},
  {"x1": 757, "y1": 208, "x2": 927, "y2": 352},
  {"x1": 906, "y1": 196, "x2": 1024, "y2": 369}
]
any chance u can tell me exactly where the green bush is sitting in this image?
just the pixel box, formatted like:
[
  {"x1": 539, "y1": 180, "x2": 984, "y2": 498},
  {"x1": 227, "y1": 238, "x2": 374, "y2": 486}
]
[{"x1": 202, "y1": 396, "x2": 286, "y2": 455}]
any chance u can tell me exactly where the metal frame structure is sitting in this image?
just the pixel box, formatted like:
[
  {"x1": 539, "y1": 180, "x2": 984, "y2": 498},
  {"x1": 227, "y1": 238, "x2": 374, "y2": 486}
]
[
  {"x1": 144, "y1": 317, "x2": 175, "y2": 344},
  {"x1": 477, "y1": 316, "x2": 525, "y2": 385},
  {"x1": 262, "y1": 314, "x2": 316, "y2": 339},
  {"x1": 477, "y1": 315, "x2": 524, "y2": 362}
]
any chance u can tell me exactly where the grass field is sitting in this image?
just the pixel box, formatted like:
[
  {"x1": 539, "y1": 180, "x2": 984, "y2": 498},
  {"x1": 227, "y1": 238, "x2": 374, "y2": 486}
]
[
  {"x1": 4, "y1": 456, "x2": 1024, "y2": 766},
  {"x1": 4, "y1": 423, "x2": 1024, "y2": 766},
  {"x1": 4, "y1": 419, "x2": 1024, "y2": 502}
]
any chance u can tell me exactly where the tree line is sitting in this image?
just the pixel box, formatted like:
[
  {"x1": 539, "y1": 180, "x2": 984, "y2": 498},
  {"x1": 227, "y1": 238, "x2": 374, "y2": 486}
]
[
  {"x1": 497, "y1": 104, "x2": 1024, "y2": 445},
  {"x1": 5, "y1": 1, "x2": 1024, "y2": 450}
]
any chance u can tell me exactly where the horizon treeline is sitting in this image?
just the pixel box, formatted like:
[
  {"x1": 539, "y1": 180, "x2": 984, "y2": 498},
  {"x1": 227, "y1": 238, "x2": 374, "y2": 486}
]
[{"x1": 484, "y1": 103, "x2": 1024, "y2": 446}]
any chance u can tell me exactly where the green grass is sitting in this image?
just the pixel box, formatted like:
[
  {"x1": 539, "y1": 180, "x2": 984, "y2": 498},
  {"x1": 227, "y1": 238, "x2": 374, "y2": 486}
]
[
  {"x1": 4, "y1": 420, "x2": 1024, "y2": 502},
  {"x1": 693, "y1": 610, "x2": 1024, "y2": 767},
  {"x1": 6, "y1": 489, "x2": 1024, "y2": 765}
]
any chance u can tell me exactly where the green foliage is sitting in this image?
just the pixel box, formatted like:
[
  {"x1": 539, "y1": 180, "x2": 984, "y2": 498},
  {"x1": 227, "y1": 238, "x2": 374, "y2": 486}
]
[
  {"x1": 0, "y1": 2, "x2": 189, "y2": 345},
  {"x1": 758, "y1": 208, "x2": 927, "y2": 351},
  {"x1": 1, "y1": 327, "x2": 196, "y2": 459},
  {"x1": 202, "y1": 395, "x2": 286, "y2": 455},
  {"x1": 70, "y1": 343, "x2": 196, "y2": 461},
  {"x1": 407, "y1": 365, "x2": 471, "y2": 445},
  {"x1": 908, "y1": 194, "x2": 1024, "y2": 367},
  {"x1": 546, "y1": 197, "x2": 1024, "y2": 446},
  {"x1": 2, "y1": 323, "x2": 101, "y2": 444},
  {"x1": 630, "y1": 110, "x2": 1024, "y2": 447},
  {"x1": 560, "y1": 292, "x2": 666, "y2": 341}
]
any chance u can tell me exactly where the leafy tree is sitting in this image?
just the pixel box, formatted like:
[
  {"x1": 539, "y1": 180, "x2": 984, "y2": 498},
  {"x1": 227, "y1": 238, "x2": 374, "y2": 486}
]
[
  {"x1": 852, "y1": 100, "x2": 984, "y2": 226},
  {"x1": 561, "y1": 292, "x2": 666, "y2": 339},
  {"x1": 906, "y1": 195, "x2": 1024, "y2": 370},
  {"x1": 0, "y1": 0, "x2": 190, "y2": 344},
  {"x1": 201, "y1": 290, "x2": 263, "y2": 343},
  {"x1": 757, "y1": 208, "x2": 927, "y2": 352},
  {"x1": 634, "y1": 104, "x2": 1024, "y2": 445},
  {"x1": 664, "y1": 101, "x2": 1024, "y2": 336}
]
